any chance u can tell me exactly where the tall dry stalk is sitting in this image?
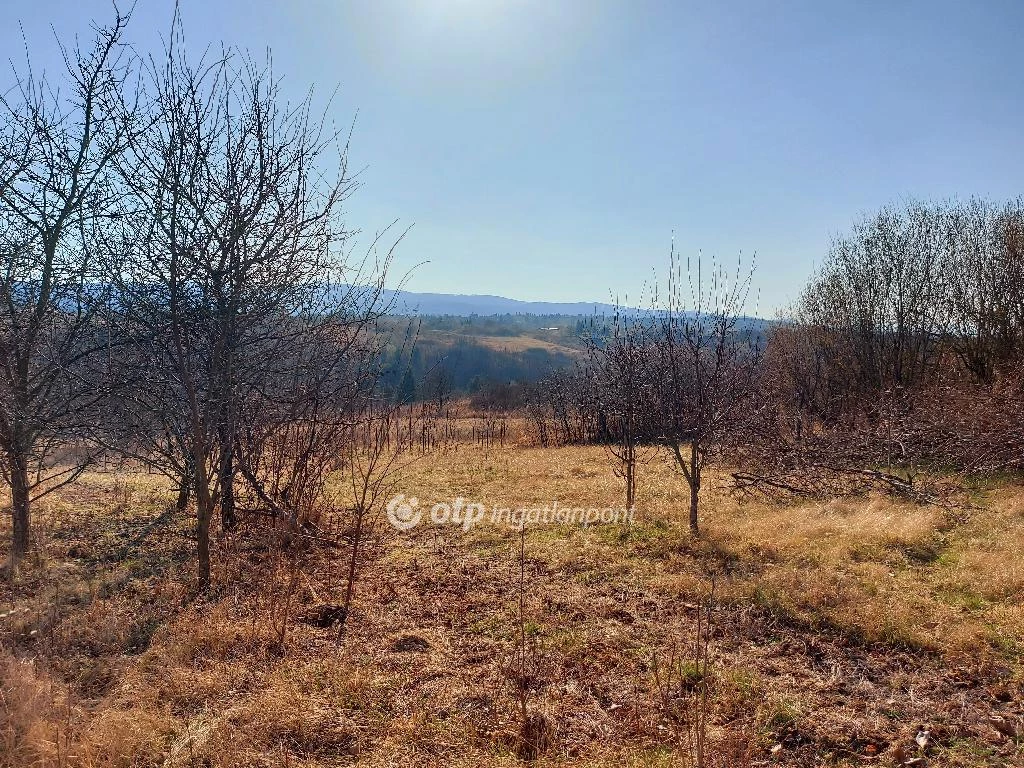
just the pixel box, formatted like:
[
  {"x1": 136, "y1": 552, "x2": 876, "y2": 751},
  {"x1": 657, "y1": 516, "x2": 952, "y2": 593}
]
[{"x1": 651, "y1": 578, "x2": 716, "y2": 767}]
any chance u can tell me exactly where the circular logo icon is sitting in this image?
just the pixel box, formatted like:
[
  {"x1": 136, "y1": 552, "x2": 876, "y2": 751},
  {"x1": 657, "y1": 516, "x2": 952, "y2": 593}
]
[{"x1": 386, "y1": 494, "x2": 422, "y2": 531}]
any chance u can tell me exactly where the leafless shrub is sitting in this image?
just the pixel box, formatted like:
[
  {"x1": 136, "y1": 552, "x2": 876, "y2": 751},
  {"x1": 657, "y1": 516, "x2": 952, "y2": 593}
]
[
  {"x1": 749, "y1": 198, "x2": 1024, "y2": 500},
  {"x1": 525, "y1": 367, "x2": 605, "y2": 447},
  {"x1": 503, "y1": 526, "x2": 552, "y2": 760}
]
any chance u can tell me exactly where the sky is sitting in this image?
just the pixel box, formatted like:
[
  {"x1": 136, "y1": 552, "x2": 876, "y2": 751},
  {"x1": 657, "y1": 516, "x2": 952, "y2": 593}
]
[{"x1": 2, "y1": 0, "x2": 1022, "y2": 314}]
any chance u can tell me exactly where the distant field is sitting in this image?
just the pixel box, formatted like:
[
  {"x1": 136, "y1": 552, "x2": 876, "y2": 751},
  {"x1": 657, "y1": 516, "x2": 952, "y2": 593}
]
[
  {"x1": 3, "y1": 443, "x2": 1022, "y2": 766},
  {"x1": 427, "y1": 329, "x2": 584, "y2": 355}
]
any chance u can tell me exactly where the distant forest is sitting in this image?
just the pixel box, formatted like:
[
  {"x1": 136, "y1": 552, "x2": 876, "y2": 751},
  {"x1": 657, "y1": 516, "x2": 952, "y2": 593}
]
[
  {"x1": 376, "y1": 312, "x2": 772, "y2": 406},
  {"x1": 377, "y1": 314, "x2": 595, "y2": 404}
]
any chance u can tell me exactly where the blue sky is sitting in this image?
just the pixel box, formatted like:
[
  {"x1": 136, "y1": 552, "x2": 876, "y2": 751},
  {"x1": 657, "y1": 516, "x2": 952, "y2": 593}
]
[{"x1": 3, "y1": 1, "x2": 1022, "y2": 313}]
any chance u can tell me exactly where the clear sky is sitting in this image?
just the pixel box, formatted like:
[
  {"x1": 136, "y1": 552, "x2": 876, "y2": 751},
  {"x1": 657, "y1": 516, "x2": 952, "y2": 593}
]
[{"x1": 3, "y1": 1, "x2": 1023, "y2": 313}]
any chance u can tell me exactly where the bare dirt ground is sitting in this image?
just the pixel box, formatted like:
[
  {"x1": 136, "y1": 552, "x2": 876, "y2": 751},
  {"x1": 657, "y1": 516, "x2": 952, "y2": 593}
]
[{"x1": 2, "y1": 445, "x2": 1022, "y2": 766}]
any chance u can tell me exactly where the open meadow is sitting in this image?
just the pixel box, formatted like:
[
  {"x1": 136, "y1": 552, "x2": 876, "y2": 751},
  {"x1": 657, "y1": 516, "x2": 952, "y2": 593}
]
[{"x1": 2, "y1": 441, "x2": 1022, "y2": 767}]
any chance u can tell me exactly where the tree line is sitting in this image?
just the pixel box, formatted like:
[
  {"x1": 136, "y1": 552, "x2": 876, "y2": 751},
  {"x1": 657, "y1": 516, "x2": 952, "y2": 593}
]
[{"x1": 528, "y1": 197, "x2": 1024, "y2": 531}]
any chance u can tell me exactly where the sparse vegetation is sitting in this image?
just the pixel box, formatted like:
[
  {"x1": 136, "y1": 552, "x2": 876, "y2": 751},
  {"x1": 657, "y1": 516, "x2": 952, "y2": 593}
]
[
  {"x1": 1, "y1": 5, "x2": 1022, "y2": 768},
  {"x1": 2, "y1": 447, "x2": 1023, "y2": 766}
]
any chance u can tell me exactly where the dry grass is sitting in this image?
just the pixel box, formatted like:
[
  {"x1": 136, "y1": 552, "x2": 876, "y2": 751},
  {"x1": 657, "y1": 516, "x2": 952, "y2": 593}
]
[
  {"x1": 1, "y1": 445, "x2": 1022, "y2": 766},
  {"x1": 427, "y1": 330, "x2": 581, "y2": 356}
]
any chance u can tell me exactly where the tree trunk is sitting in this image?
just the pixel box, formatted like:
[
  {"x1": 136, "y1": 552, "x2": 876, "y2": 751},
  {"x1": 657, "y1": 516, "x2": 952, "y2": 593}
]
[
  {"x1": 8, "y1": 451, "x2": 30, "y2": 560},
  {"x1": 624, "y1": 447, "x2": 636, "y2": 510},
  {"x1": 337, "y1": 508, "x2": 366, "y2": 642},
  {"x1": 192, "y1": 450, "x2": 213, "y2": 591},
  {"x1": 218, "y1": 421, "x2": 236, "y2": 531},
  {"x1": 175, "y1": 474, "x2": 191, "y2": 512},
  {"x1": 688, "y1": 440, "x2": 700, "y2": 535},
  {"x1": 688, "y1": 480, "x2": 699, "y2": 535}
]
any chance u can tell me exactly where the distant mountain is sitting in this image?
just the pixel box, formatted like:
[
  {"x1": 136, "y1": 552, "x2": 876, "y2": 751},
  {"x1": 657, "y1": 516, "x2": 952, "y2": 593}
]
[
  {"x1": 381, "y1": 289, "x2": 771, "y2": 335},
  {"x1": 382, "y1": 289, "x2": 622, "y2": 317}
]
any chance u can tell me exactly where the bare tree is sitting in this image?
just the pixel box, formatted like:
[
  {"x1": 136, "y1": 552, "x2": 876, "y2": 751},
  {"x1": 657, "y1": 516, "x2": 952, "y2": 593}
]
[
  {"x1": 114, "y1": 17, "x2": 368, "y2": 589},
  {"x1": 944, "y1": 197, "x2": 1024, "y2": 382},
  {"x1": 799, "y1": 202, "x2": 949, "y2": 401},
  {"x1": 586, "y1": 307, "x2": 653, "y2": 509},
  {"x1": 0, "y1": 10, "x2": 135, "y2": 563},
  {"x1": 650, "y1": 247, "x2": 760, "y2": 535}
]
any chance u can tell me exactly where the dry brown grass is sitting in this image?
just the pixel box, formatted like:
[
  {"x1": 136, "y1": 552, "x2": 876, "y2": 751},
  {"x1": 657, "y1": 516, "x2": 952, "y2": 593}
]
[
  {"x1": 1, "y1": 445, "x2": 1022, "y2": 766},
  {"x1": 428, "y1": 330, "x2": 581, "y2": 356}
]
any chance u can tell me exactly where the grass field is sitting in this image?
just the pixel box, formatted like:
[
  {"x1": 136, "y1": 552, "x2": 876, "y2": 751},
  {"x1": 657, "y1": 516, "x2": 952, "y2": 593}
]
[
  {"x1": 427, "y1": 330, "x2": 583, "y2": 356},
  {"x1": 2, "y1": 444, "x2": 1022, "y2": 766}
]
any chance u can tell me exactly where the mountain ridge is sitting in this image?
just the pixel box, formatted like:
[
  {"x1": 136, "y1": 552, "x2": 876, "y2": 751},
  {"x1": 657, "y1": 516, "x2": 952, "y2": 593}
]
[{"x1": 382, "y1": 289, "x2": 627, "y2": 317}]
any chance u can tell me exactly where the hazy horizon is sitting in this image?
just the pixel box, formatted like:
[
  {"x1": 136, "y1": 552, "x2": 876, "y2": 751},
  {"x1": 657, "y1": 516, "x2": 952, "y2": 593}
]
[{"x1": 3, "y1": 0, "x2": 1022, "y2": 314}]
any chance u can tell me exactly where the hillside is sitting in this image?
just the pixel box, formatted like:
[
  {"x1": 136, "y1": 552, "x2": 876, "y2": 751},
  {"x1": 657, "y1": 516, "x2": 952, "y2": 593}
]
[{"x1": 376, "y1": 314, "x2": 591, "y2": 402}]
